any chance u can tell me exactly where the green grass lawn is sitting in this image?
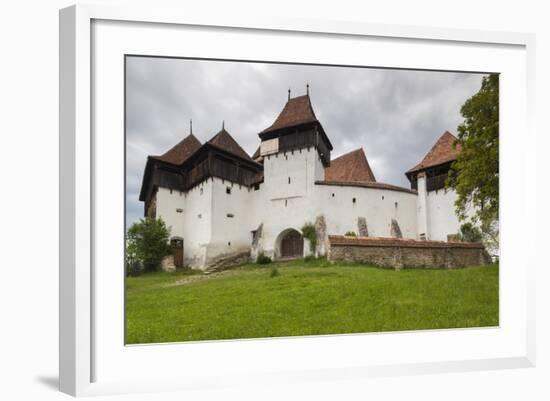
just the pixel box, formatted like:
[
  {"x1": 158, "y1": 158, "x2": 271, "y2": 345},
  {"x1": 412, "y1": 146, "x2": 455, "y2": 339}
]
[{"x1": 125, "y1": 259, "x2": 499, "y2": 344}]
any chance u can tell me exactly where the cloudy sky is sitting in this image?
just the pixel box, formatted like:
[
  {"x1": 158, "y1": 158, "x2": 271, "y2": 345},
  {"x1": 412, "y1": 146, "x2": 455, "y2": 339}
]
[{"x1": 126, "y1": 56, "x2": 486, "y2": 227}]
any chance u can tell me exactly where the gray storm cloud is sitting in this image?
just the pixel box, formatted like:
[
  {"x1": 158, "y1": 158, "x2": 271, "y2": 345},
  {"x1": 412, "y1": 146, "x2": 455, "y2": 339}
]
[{"x1": 126, "y1": 56, "x2": 485, "y2": 227}]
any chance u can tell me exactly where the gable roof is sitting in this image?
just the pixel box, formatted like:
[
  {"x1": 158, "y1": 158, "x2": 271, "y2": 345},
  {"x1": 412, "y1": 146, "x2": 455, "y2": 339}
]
[
  {"x1": 208, "y1": 128, "x2": 252, "y2": 161},
  {"x1": 260, "y1": 94, "x2": 319, "y2": 134},
  {"x1": 151, "y1": 133, "x2": 201, "y2": 165},
  {"x1": 325, "y1": 148, "x2": 376, "y2": 183},
  {"x1": 407, "y1": 131, "x2": 461, "y2": 174}
]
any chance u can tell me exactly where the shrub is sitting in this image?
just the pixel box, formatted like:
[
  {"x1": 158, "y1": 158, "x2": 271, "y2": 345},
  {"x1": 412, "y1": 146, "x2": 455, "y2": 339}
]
[
  {"x1": 256, "y1": 252, "x2": 272, "y2": 265},
  {"x1": 344, "y1": 231, "x2": 357, "y2": 236},
  {"x1": 126, "y1": 259, "x2": 143, "y2": 277},
  {"x1": 301, "y1": 222, "x2": 317, "y2": 253},
  {"x1": 304, "y1": 255, "x2": 316, "y2": 263},
  {"x1": 270, "y1": 267, "x2": 280, "y2": 278},
  {"x1": 458, "y1": 222, "x2": 482, "y2": 243},
  {"x1": 127, "y1": 217, "x2": 172, "y2": 272}
]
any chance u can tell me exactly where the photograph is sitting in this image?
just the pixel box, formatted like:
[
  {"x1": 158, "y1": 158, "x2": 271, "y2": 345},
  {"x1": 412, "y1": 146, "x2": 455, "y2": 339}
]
[
  {"x1": 125, "y1": 56, "x2": 499, "y2": 345},
  {"x1": 2, "y1": 0, "x2": 546, "y2": 398}
]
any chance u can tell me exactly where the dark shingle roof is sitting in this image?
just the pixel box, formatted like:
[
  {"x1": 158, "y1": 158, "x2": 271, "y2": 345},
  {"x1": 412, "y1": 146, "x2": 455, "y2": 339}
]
[
  {"x1": 325, "y1": 148, "x2": 376, "y2": 183},
  {"x1": 151, "y1": 133, "x2": 201, "y2": 165},
  {"x1": 260, "y1": 94, "x2": 318, "y2": 134},
  {"x1": 407, "y1": 131, "x2": 461, "y2": 174},
  {"x1": 208, "y1": 128, "x2": 252, "y2": 161}
]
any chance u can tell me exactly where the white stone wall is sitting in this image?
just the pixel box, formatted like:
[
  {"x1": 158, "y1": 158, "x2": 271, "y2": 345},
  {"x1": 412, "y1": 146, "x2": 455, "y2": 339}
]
[
  {"x1": 249, "y1": 148, "x2": 418, "y2": 259},
  {"x1": 182, "y1": 180, "x2": 214, "y2": 267},
  {"x1": 152, "y1": 146, "x2": 470, "y2": 269},
  {"x1": 258, "y1": 148, "x2": 325, "y2": 259},
  {"x1": 156, "y1": 184, "x2": 213, "y2": 267},
  {"x1": 262, "y1": 147, "x2": 322, "y2": 200},
  {"x1": 155, "y1": 187, "x2": 185, "y2": 238},
  {"x1": 426, "y1": 188, "x2": 463, "y2": 241},
  {"x1": 208, "y1": 179, "x2": 257, "y2": 260},
  {"x1": 313, "y1": 184, "x2": 418, "y2": 240}
]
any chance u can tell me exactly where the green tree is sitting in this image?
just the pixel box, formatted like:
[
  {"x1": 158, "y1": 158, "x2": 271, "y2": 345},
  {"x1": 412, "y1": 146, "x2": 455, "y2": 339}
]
[
  {"x1": 127, "y1": 217, "x2": 172, "y2": 272},
  {"x1": 301, "y1": 223, "x2": 317, "y2": 253},
  {"x1": 458, "y1": 222, "x2": 482, "y2": 243},
  {"x1": 447, "y1": 74, "x2": 499, "y2": 240}
]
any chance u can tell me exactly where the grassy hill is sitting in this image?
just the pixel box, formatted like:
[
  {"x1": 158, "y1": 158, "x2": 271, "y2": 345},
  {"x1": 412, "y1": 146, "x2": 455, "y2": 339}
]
[{"x1": 125, "y1": 259, "x2": 498, "y2": 344}]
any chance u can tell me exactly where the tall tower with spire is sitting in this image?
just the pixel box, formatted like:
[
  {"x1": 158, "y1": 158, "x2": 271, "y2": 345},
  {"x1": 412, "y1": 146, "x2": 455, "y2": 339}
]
[
  {"x1": 257, "y1": 87, "x2": 333, "y2": 201},
  {"x1": 258, "y1": 87, "x2": 333, "y2": 166}
]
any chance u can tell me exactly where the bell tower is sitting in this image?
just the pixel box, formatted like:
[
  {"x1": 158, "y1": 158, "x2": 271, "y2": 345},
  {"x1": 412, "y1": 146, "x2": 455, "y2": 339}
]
[{"x1": 257, "y1": 87, "x2": 333, "y2": 166}]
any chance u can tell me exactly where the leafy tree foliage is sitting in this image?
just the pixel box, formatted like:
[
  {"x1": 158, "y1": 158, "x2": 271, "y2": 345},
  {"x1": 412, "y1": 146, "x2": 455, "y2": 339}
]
[
  {"x1": 447, "y1": 74, "x2": 499, "y2": 239},
  {"x1": 301, "y1": 223, "x2": 317, "y2": 253},
  {"x1": 458, "y1": 222, "x2": 483, "y2": 243},
  {"x1": 127, "y1": 217, "x2": 172, "y2": 272}
]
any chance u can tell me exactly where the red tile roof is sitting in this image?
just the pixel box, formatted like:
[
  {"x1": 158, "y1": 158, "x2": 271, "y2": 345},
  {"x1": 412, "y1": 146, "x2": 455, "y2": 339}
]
[
  {"x1": 328, "y1": 235, "x2": 484, "y2": 249},
  {"x1": 316, "y1": 180, "x2": 416, "y2": 195},
  {"x1": 151, "y1": 133, "x2": 201, "y2": 165},
  {"x1": 260, "y1": 94, "x2": 318, "y2": 134},
  {"x1": 407, "y1": 131, "x2": 461, "y2": 174},
  {"x1": 325, "y1": 148, "x2": 376, "y2": 183},
  {"x1": 208, "y1": 128, "x2": 252, "y2": 161}
]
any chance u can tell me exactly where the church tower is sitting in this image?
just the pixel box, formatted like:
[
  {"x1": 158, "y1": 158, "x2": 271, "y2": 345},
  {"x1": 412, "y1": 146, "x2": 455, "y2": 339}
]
[
  {"x1": 257, "y1": 88, "x2": 333, "y2": 166},
  {"x1": 406, "y1": 131, "x2": 463, "y2": 241},
  {"x1": 257, "y1": 88, "x2": 333, "y2": 200}
]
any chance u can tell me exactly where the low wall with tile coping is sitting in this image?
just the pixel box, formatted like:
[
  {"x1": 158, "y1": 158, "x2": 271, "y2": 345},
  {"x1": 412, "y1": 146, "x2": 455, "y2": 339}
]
[{"x1": 328, "y1": 235, "x2": 490, "y2": 269}]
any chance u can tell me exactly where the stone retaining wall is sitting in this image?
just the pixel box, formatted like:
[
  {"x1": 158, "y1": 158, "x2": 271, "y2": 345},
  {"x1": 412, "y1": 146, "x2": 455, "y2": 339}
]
[{"x1": 328, "y1": 235, "x2": 490, "y2": 269}]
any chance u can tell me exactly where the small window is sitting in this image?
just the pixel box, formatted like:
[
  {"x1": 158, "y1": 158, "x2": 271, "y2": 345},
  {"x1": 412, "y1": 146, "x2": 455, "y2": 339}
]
[
  {"x1": 176, "y1": 208, "x2": 183, "y2": 213},
  {"x1": 352, "y1": 198, "x2": 356, "y2": 204},
  {"x1": 331, "y1": 193, "x2": 335, "y2": 198},
  {"x1": 228, "y1": 242, "x2": 231, "y2": 246},
  {"x1": 285, "y1": 199, "x2": 288, "y2": 207},
  {"x1": 382, "y1": 196, "x2": 384, "y2": 200},
  {"x1": 226, "y1": 187, "x2": 231, "y2": 194},
  {"x1": 288, "y1": 177, "x2": 291, "y2": 184},
  {"x1": 227, "y1": 213, "x2": 234, "y2": 218},
  {"x1": 419, "y1": 233, "x2": 426, "y2": 240},
  {"x1": 198, "y1": 213, "x2": 202, "y2": 219},
  {"x1": 169, "y1": 189, "x2": 173, "y2": 194},
  {"x1": 395, "y1": 202, "x2": 398, "y2": 209},
  {"x1": 254, "y1": 183, "x2": 260, "y2": 191},
  {"x1": 200, "y1": 188, "x2": 204, "y2": 195}
]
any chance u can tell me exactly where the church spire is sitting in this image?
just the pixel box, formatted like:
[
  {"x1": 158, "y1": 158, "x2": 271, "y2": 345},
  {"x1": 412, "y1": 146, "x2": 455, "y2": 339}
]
[
  {"x1": 288, "y1": 88, "x2": 291, "y2": 101},
  {"x1": 306, "y1": 83, "x2": 309, "y2": 95},
  {"x1": 189, "y1": 118, "x2": 193, "y2": 135}
]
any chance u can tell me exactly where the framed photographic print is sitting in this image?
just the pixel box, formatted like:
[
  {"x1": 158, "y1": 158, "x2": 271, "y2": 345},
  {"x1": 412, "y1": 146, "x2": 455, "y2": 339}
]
[{"x1": 59, "y1": 4, "x2": 536, "y2": 397}]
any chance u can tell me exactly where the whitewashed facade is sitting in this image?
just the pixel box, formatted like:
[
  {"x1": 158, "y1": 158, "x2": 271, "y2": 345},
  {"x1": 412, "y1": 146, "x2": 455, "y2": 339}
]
[{"x1": 139, "y1": 93, "x2": 467, "y2": 269}]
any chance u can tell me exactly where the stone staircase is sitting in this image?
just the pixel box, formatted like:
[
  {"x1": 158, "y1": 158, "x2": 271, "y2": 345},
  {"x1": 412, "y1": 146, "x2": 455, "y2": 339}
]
[{"x1": 204, "y1": 251, "x2": 251, "y2": 275}]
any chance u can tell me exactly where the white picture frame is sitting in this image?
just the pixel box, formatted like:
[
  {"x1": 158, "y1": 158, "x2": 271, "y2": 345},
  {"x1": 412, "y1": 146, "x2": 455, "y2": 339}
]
[{"x1": 59, "y1": 4, "x2": 536, "y2": 397}]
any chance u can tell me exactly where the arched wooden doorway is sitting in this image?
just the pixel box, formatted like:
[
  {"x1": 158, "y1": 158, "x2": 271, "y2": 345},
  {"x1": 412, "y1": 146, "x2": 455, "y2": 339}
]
[{"x1": 279, "y1": 229, "x2": 304, "y2": 258}]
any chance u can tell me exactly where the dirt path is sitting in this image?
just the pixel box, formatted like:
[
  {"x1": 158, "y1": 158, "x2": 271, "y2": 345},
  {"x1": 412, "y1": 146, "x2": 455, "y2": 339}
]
[{"x1": 162, "y1": 269, "x2": 244, "y2": 288}]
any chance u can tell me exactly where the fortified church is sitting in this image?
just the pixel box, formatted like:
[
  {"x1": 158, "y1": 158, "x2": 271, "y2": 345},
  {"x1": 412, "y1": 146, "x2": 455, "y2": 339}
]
[{"x1": 139, "y1": 89, "x2": 468, "y2": 269}]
